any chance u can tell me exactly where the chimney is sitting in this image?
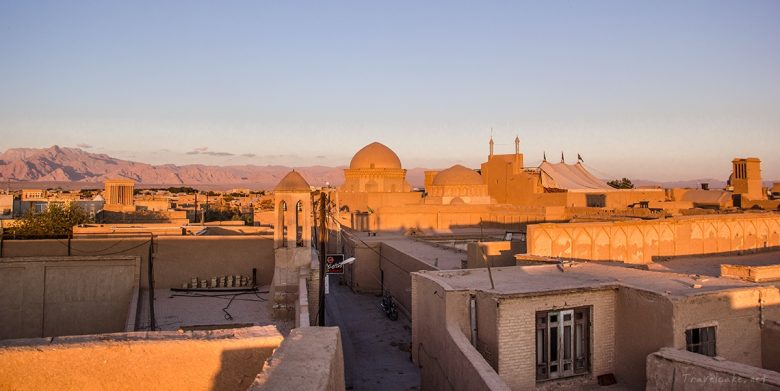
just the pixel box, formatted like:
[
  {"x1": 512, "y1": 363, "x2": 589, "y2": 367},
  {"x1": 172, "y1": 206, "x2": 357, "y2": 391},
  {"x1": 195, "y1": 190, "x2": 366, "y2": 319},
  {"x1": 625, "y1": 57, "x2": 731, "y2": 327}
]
[{"x1": 701, "y1": 183, "x2": 709, "y2": 191}]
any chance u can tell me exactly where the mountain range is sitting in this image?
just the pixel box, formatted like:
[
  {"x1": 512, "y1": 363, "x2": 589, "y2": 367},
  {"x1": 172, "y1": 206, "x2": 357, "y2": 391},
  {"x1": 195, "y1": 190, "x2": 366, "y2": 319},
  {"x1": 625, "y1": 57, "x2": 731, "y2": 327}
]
[
  {"x1": 0, "y1": 146, "x2": 769, "y2": 190},
  {"x1": 0, "y1": 145, "x2": 427, "y2": 189}
]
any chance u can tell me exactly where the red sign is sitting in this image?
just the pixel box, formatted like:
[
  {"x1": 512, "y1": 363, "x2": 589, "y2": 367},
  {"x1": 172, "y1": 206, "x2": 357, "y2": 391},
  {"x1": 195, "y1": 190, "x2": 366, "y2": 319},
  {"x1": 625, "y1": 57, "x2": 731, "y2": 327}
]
[{"x1": 326, "y1": 254, "x2": 344, "y2": 274}]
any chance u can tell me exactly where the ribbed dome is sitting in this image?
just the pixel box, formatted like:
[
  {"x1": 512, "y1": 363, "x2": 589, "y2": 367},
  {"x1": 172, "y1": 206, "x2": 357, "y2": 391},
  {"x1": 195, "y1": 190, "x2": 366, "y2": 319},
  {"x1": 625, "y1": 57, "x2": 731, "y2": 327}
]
[
  {"x1": 274, "y1": 170, "x2": 311, "y2": 192},
  {"x1": 349, "y1": 142, "x2": 402, "y2": 169},
  {"x1": 432, "y1": 165, "x2": 483, "y2": 186}
]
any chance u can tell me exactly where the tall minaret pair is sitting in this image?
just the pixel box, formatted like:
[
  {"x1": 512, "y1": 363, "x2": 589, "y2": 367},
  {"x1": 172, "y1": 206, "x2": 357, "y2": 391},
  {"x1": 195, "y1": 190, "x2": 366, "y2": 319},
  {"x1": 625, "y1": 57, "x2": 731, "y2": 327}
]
[
  {"x1": 487, "y1": 134, "x2": 523, "y2": 172},
  {"x1": 487, "y1": 134, "x2": 521, "y2": 157}
]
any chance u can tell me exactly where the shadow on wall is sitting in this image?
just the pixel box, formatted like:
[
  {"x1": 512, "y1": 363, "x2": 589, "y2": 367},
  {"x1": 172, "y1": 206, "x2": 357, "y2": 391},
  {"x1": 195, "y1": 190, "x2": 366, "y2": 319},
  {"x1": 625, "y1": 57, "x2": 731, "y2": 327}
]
[{"x1": 212, "y1": 347, "x2": 271, "y2": 391}]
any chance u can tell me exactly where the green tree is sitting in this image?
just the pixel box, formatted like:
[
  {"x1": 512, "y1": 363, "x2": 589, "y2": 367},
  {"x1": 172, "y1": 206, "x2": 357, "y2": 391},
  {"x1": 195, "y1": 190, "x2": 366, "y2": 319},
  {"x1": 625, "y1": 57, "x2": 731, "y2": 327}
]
[
  {"x1": 607, "y1": 178, "x2": 634, "y2": 189},
  {"x1": 8, "y1": 203, "x2": 92, "y2": 238}
]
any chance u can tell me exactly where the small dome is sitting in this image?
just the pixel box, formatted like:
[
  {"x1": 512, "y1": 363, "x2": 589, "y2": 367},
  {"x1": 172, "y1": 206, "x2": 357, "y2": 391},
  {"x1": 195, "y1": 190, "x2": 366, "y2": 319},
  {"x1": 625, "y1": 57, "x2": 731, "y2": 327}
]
[
  {"x1": 274, "y1": 170, "x2": 311, "y2": 192},
  {"x1": 432, "y1": 165, "x2": 483, "y2": 186},
  {"x1": 349, "y1": 142, "x2": 403, "y2": 169}
]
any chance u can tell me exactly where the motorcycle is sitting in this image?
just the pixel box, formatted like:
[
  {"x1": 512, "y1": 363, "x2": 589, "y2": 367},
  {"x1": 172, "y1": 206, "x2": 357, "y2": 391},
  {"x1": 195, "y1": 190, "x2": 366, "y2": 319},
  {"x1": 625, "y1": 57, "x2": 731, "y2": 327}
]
[{"x1": 380, "y1": 292, "x2": 399, "y2": 321}]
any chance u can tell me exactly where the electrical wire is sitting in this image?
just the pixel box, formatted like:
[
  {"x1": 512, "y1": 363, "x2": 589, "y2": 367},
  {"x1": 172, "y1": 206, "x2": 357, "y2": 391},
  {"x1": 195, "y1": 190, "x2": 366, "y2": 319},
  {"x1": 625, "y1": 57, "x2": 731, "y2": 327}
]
[{"x1": 54, "y1": 238, "x2": 152, "y2": 255}]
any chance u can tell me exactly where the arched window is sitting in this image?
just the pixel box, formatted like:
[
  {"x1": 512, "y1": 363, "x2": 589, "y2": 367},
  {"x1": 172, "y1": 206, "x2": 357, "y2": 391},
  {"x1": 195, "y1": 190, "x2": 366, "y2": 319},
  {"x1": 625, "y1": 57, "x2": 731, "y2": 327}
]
[
  {"x1": 295, "y1": 200, "x2": 304, "y2": 247},
  {"x1": 279, "y1": 200, "x2": 287, "y2": 247}
]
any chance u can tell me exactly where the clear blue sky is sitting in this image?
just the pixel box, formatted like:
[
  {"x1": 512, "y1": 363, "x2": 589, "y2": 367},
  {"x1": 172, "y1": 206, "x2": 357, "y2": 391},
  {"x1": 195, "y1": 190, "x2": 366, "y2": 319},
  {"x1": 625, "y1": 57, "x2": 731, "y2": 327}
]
[{"x1": 1, "y1": 0, "x2": 778, "y2": 181}]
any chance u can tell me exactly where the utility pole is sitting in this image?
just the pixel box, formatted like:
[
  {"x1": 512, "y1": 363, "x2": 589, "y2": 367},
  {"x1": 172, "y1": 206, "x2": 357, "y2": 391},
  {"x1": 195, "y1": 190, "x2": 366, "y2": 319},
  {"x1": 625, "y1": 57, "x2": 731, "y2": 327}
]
[{"x1": 318, "y1": 191, "x2": 328, "y2": 326}]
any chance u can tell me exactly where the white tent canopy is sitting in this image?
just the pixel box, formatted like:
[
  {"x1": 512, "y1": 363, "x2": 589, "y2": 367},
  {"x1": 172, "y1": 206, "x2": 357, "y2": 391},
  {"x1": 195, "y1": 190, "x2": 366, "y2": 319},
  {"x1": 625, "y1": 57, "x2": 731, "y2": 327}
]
[{"x1": 538, "y1": 161, "x2": 612, "y2": 191}]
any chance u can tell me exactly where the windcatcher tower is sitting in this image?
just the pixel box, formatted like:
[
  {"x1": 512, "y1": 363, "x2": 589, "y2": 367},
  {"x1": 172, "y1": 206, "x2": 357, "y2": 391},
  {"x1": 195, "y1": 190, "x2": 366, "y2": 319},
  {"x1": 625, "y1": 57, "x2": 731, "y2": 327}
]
[
  {"x1": 271, "y1": 170, "x2": 314, "y2": 321},
  {"x1": 731, "y1": 158, "x2": 765, "y2": 201}
]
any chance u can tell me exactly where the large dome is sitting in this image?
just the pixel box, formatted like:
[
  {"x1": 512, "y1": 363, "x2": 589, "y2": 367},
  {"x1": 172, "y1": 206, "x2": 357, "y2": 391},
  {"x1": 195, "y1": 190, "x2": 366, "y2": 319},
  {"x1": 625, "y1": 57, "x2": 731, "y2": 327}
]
[
  {"x1": 274, "y1": 170, "x2": 311, "y2": 192},
  {"x1": 349, "y1": 142, "x2": 403, "y2": 169},
  {"x1": 432, "y1": 165, "x2": 484, "y2": 186}
]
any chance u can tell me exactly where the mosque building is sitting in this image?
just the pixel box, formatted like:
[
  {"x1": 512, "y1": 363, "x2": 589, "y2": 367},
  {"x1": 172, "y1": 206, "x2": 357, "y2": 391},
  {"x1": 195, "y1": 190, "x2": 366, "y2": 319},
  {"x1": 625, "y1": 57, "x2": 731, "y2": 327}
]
[{"x1": 331, "y1": 137, "x2": 772, "y2": 233}]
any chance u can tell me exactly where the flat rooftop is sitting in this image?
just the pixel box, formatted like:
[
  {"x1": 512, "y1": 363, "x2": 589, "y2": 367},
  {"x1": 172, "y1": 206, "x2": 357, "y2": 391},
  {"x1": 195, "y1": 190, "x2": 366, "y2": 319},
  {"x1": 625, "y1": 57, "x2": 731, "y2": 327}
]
[
  {"x1": 346, "y1": 228, "x2": 515, "y2": 271},
  {"x1": 649, "y1": 249, "x2": 780, "y2": 287},
  {"x1": 417, "y1": 262, "x2": 763, "y2": 298},
  {"x1": 137, "y1": 287, "x2": 292, "y2": 335}
]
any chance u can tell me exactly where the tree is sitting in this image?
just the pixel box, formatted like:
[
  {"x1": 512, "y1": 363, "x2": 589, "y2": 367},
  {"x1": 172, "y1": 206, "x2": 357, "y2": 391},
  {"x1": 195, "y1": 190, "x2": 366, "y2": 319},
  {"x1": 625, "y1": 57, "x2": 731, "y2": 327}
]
[
  {"x1": 8, "y1": 203, "x2": 92, "y2": 238},
  {"x1": 607, "y1": 178, "x2": 634, "y2": 189}
]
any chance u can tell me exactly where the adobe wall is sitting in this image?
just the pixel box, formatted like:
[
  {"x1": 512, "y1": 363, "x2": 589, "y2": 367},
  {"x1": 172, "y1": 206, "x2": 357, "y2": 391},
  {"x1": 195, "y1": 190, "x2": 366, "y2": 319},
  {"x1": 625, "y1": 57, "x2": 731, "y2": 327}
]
[
  {"x1": 721, "y1": 264, "x2": 780, "y2": 282},
  {"x1": 379, "y1": 241, "x2": 436, "y2": 316},
  {"x1": 341, "y1": 233, "x2": 382, "y2": 293},
  {"x1": 370, "y1": 204, "x2": 550, "y2": 232},
  {"x1": 763, "y1": 322, "x2": 780, "y2": 372},
  {"x1": 0, "y1": 326, "x2": 283, "y2": 391},
  {"x1": 1, "y1": 236, "x2": 275, "y2": 288},
  {"x1": 672, "y1": 287, "x2": 780, "y2": 369},
  {"x1": 646, "y1": 348, "x2": 780, "y2": 391},
  {"x1": 466, "y1": 241, "x2": 523, "y2": 269},
  {"x1": 250, "y1": 327, "x2": 344, "y2": 391},
  {"x1": 476, "y1": 292, "x2": 499, "y2": 371},
  {"x1": 614, "y1": 287, "x2": 675, "y2": 389},
  {"x1": 0, "y1": 256, "x2": 140, "y2": 340},
  {"x1": 496, "y1": 289, "x2": 617, "y2": 391},
  {"x1": 527, "y1": 213, "x2": 780, "y2": 264},
  {"x1": 411, "y1": 272, "x2": 511, "y2": 391}
]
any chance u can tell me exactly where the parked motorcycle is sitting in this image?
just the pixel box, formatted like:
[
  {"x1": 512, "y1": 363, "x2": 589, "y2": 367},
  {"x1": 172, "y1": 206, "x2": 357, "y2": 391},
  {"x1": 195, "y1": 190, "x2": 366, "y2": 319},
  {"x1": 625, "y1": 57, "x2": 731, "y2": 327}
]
[{"x1": 380, "y1": 293, "x2": 399, "y2": 321}]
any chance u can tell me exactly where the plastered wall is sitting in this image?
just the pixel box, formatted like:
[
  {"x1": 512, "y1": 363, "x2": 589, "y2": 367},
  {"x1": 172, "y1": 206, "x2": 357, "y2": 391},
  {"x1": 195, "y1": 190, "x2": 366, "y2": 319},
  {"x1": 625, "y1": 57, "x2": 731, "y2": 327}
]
[
  {"x1": 411, "y1": 273, "x2": 511, "y2": 391},
  {"x1": 378, "y1": 242, "x2": 435, "y2": 316},
  {"x1": 646, "y1": 348, "x2": 780, "y2": 391},
  {"x1": 1, "y1": 236, "x2": 275, "y2": 288},
  {"x1": 528, "y1": 214, "x2": 780, "y2": 263},
  {"x1": 615, "y1": 287, "x2": 675, "y2": 389},
  {"x1": 0, "y1": 256, "x2": 140, "y2": 340}
]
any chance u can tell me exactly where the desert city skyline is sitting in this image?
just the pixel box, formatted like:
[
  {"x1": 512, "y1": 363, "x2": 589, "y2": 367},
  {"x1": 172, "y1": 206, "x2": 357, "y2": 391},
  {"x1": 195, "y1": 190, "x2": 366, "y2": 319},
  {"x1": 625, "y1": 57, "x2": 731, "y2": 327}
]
[{"x1": 1, "y1": 1, "x2": 778, "y2": 181}]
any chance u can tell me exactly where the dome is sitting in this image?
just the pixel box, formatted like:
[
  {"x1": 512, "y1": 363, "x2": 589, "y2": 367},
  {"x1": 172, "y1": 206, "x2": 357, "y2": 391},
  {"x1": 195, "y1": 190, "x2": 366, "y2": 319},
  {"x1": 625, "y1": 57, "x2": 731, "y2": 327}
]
[
  {"x1": 432, "y1": 165, "x2": 483, "y2": 186},
  {"x1": 274, "y1": 170, "x2": 311, "y2": 192},
  {"x1": 349, "y1": 142, "x2": 403, "y2": 169}
]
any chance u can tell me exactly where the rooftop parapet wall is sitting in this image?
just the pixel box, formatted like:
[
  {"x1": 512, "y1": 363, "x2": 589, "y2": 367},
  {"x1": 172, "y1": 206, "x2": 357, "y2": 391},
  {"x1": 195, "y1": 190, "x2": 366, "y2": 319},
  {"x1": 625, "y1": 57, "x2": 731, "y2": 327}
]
[
  {"x1": 0, "y1": 255, "x2": 140, "y2": 340},
  {"x1": 0, "y1": 235, "x2": 275, "y2": 289},
  {"x1": 527, "y1": 213, "x2": 780, "y2": 264},
  {"x1": 411, "y1": 272, "x2": 511, "y2": 391},
  {"x1": 249, "y1": 327, "x2": 344, "y2": 391},
  {"x1": 0, "y1": 326, "x2": 283, "y2": 391},
  {"x1": 721, "y1": 264, "x2": 780, "y2": 282},
  {"x1": 646, "y1": 348, "x2": 780, "y2": 391}
]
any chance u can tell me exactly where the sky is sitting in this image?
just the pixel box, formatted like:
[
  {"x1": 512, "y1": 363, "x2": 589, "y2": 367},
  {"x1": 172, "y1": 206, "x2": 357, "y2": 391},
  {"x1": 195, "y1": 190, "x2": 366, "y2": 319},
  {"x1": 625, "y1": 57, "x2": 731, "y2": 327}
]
[{"x1": 0, "y1": 0, "x2": 778, "y2": 181}]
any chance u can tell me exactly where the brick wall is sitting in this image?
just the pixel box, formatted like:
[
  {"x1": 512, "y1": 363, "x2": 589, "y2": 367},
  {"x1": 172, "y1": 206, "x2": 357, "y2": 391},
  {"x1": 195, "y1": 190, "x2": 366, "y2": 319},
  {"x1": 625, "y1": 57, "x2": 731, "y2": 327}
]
[{"x1": 496, "y1": 289, "x2": 617, "y2": 391}]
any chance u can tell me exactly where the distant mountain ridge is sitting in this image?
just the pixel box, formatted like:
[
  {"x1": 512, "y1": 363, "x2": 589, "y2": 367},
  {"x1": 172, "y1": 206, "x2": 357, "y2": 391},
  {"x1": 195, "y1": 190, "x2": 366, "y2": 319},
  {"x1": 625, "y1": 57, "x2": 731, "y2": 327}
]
[
  {"x1": 0, "y1": 146, "x2": 774, "y2": 190},
  {"x1": 0, "y1": 145, "x2": 428, "y2": 189}
]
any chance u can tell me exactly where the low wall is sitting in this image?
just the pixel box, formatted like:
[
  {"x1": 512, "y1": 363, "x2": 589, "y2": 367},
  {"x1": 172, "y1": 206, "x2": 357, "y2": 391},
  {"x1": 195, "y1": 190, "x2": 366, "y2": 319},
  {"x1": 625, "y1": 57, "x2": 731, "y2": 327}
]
[
  {"x1": 527, "y1": 213, "x2": 780, "y2": 264},
  {"x1": 721, "y1": 264, "x2": 780, "y2": 282},
  {"x1": 412, "y1": 272, "x2": 511, "y2": 391},
  {"x1": 0, "y1": 326, "x2": 283, "y2": 391},
  {"x1": 0, "y1": 235, "x2": 275, "y2": 288},
  {"x1": 646, "y1": 348, "x2": 780, "y2": 391},
  {"x1": 0, "y1": 255, "x2": 140, "y2": 340},
  {"x1": 379, "y1": 242, "x2": 436, "y2": 316},
  {"x1": 466, "y1": 241, "x2": 522, "y2": 269},
  {"x1": 763, "y1": 322, "x2": 780, "y2": 372},
  {"x1": 341, "y1": 232, "x2": 382, "y2": 293},
  {"x1": 250, "y1": 327, "x2": 344, "y2": 391}
]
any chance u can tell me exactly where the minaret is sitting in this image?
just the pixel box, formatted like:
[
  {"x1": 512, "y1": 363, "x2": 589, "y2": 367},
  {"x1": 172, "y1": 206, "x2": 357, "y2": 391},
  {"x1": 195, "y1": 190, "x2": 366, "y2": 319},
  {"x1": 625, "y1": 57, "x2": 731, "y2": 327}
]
[
  {"x1": 513, "y1": 136, "x2": 521, "y2": 173},
  {"x1": 561, "y1": 152, "x2": 565, "y2": 163},
  {"x1": 489, "y1": 135, "x2": 494, "y2": 159}
]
